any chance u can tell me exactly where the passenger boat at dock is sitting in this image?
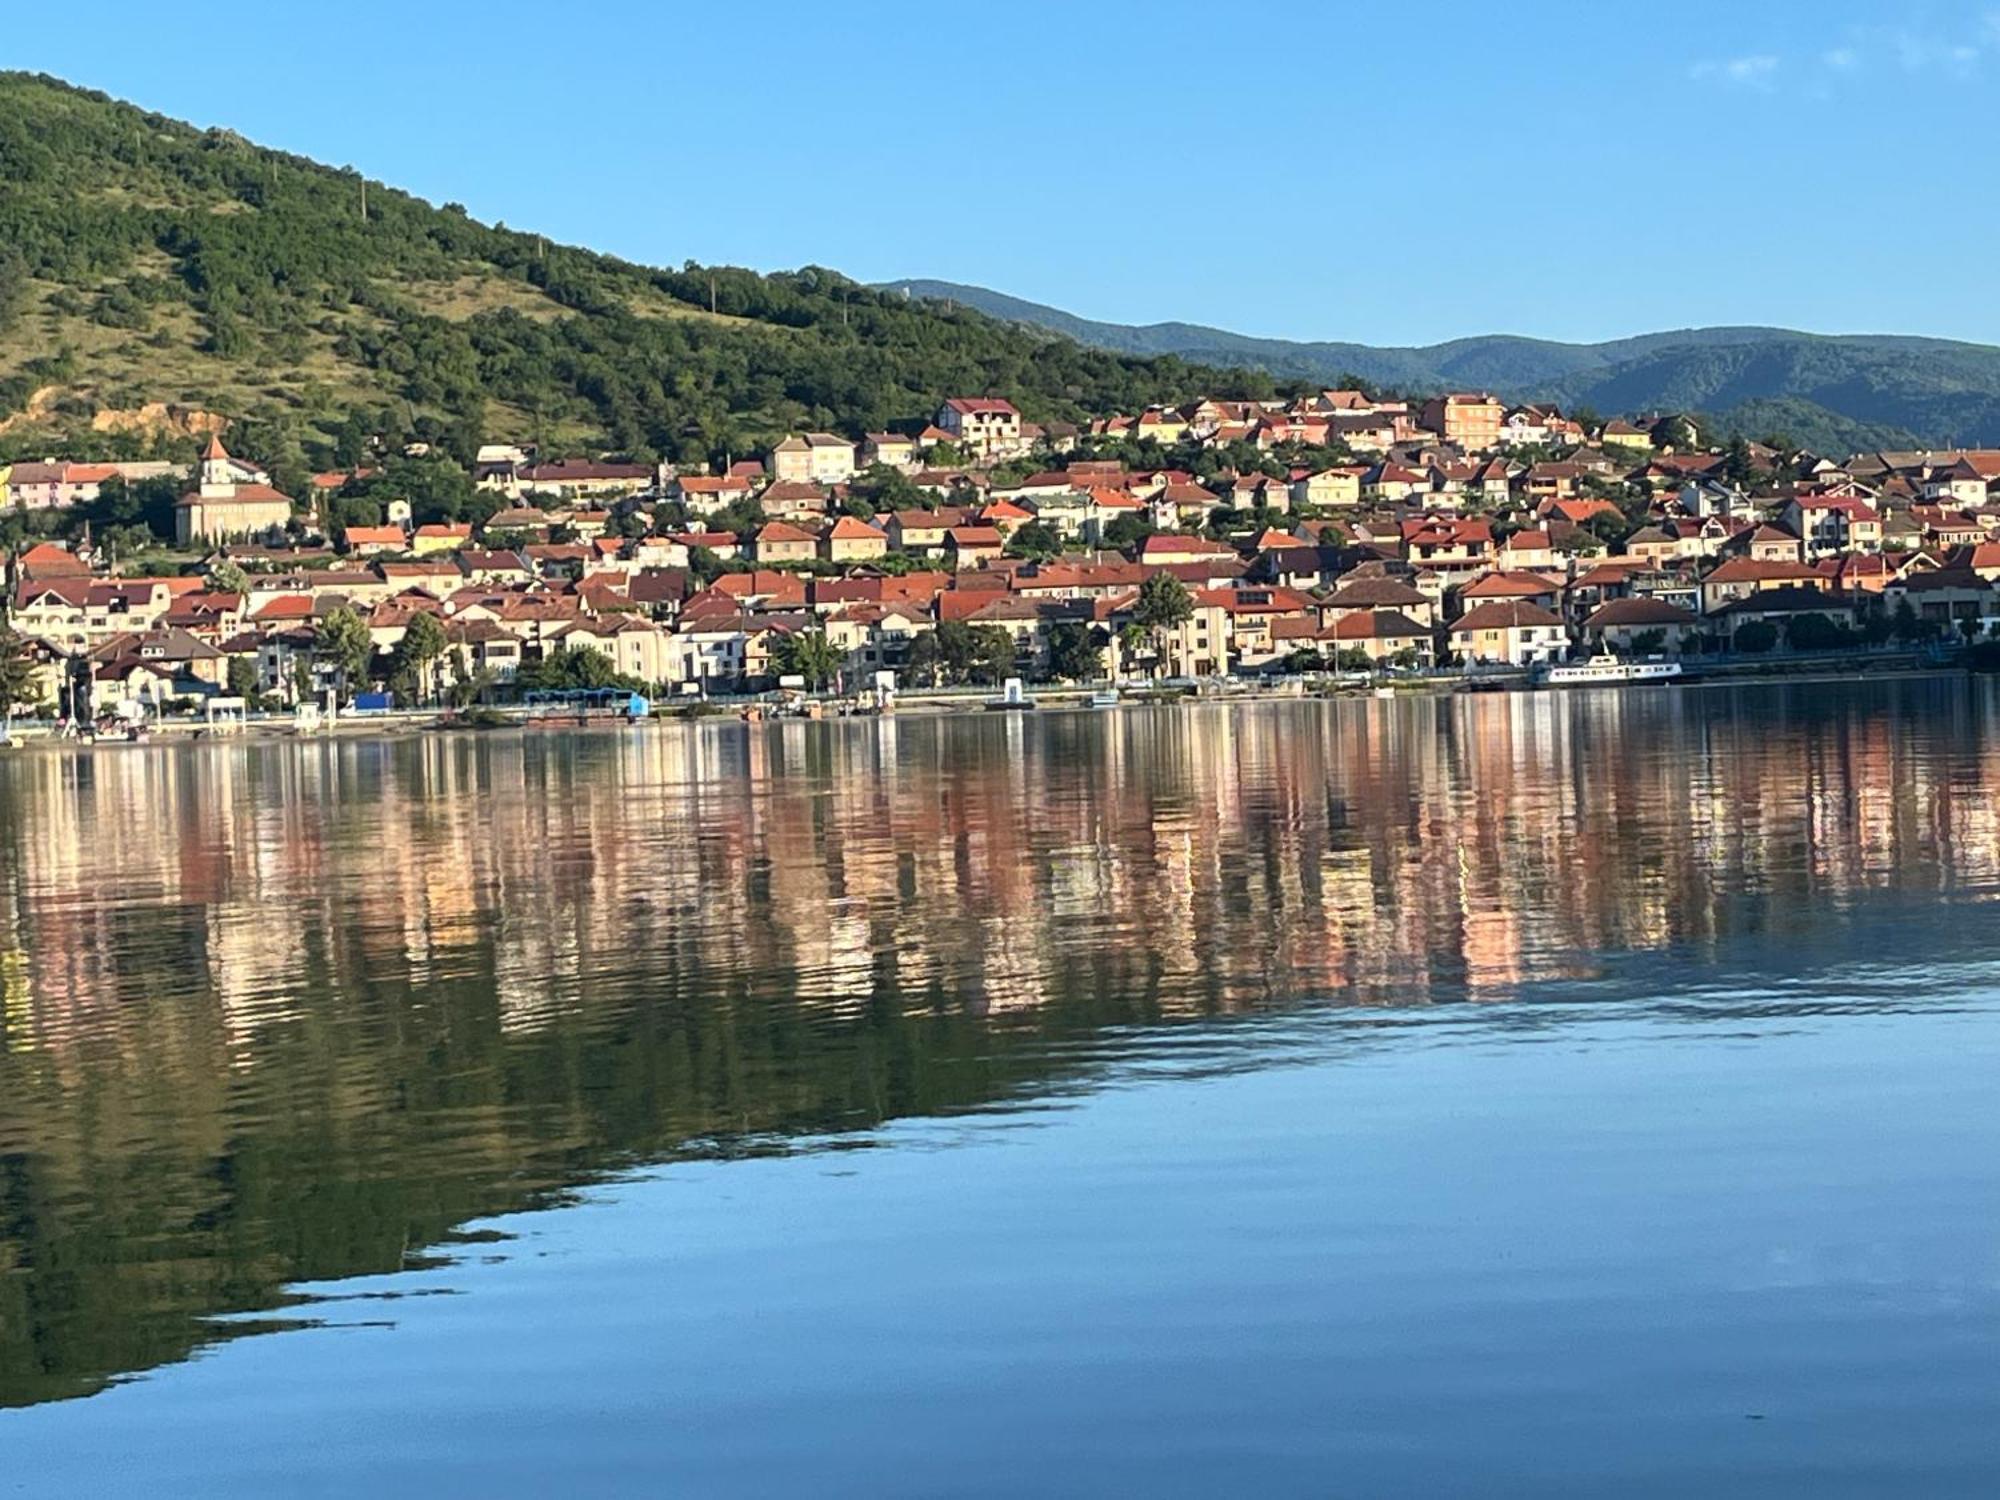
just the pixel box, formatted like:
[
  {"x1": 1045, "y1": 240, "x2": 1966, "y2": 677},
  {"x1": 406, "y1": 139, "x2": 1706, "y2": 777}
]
[{"x1": 1538, "y1": 653, "x2": 1683, "y2": 687}]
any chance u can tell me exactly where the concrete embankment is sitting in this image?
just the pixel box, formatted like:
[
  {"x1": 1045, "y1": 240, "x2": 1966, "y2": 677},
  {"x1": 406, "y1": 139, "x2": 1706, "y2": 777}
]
[{"x1": 0, "y1": 655, "x2": 1978, "y2": 751}]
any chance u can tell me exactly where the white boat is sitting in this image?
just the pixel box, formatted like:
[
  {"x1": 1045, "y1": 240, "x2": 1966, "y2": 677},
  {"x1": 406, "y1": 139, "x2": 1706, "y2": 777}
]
[{"x1": 1541, "y1": 653, "x2": 1683, "y2": 687}]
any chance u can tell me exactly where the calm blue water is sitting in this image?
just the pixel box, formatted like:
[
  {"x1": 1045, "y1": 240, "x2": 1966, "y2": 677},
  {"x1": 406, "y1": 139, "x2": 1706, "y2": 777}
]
[{"x1": 3, "y1": 683, "x2": 1999, "y2": 1494}]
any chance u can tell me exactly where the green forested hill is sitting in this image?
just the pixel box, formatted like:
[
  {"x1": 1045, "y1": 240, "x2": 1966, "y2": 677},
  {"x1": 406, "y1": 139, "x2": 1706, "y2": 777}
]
[
  {"x1": 0, "y1": 73, "x2": 1268, "y2": 477},
  {"x1": 887, "y1": 279, "x2": 2000, "y2": 451}
]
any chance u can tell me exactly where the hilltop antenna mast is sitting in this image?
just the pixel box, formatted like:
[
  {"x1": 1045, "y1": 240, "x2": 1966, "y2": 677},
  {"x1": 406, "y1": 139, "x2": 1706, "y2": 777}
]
[{"x1": 359, "y1": 176, "x2": 367, "y2": 222}]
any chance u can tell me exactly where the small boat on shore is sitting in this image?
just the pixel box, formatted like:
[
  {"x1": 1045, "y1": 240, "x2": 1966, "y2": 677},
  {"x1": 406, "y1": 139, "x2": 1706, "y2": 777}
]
[{"x1": 1540, "y1": 653, "x2": 1683, "y2": 687}]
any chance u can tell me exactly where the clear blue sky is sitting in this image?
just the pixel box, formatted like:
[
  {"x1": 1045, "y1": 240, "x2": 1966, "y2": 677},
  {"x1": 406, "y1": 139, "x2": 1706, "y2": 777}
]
[{"x1": 10, "y1": 0, "x2": 2000, "y2": 346}]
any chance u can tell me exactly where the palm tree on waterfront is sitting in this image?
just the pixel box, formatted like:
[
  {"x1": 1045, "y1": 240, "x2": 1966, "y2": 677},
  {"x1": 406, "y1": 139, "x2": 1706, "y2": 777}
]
[{"x1": 775, "y1": 630, "x2": 843, "y2": 692}]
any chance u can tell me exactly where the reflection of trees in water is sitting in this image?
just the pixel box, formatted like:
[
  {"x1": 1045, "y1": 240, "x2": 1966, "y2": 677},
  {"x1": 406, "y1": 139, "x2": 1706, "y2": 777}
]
[{"x1": 0, "y1": 682, "x2": 1995, "y2": 1406}]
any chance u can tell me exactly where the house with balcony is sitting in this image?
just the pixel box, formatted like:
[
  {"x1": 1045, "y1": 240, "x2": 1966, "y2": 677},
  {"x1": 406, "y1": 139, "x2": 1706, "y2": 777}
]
[
  {"x1": 768, "y1": 433, "x2": 857, "y2": 486},
  {"x1": 1448, "y1": 600, "x2": 1568, "y2": 665},
  {"x1": 937, "y1": 398, "x2": 1023, "y2": 458},
  {"x1": 1419, "y1": 393, "x2": 1504, "y2": 452},
  {"x1": 1781, "y1": 497, "x2": 1883, "y2": 558}
]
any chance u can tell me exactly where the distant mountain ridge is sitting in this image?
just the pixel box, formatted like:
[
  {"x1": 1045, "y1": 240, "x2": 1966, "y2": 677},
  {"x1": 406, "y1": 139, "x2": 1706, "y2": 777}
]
[{"x1": 882, "y1": 280, "x2": 2000, "y2": 452}]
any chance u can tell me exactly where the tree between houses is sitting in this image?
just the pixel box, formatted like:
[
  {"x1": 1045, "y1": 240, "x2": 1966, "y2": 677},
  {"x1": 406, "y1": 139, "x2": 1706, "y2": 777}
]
[
  {"x1": 902, "y1": 630, "x2": 944, "y2": 687},
  {"x1": 969, "y1": 626, "x2": 1015, "y2": 686},
  {"x1": 1132, "y1": 572, "x2": 1194, "y2": 678},
  {"x1": 1102, "y1": 513, "x2": 1156, "y2": 552},
  {"x1": 515, "y1": 645, "x2": 642, "y2": 694},
  {"x1": 0, "y1": 628, "x2": 41, "y2": 735},
  {"x1": 1045, "y1": 621, "x2": 1106, "y2": 683},
  {"x1": 1733, "y1": 621, "x2": 1779, "y2": 655},
  {"x1": 225, "y1": 655, "x2": 260, "y2": 706},
  {"x1": 312, "y1": 606, "x2": 374, "y2": 704},
  {"x1": 389, "y1": 611, "x2": 450, "y2": 705},
  {"x1": 897, "y1": 621, "x2": 1016, "y2": 688},
  {"x1": 1004, "y1": 520, "x2": 1063, "y2": 562}
]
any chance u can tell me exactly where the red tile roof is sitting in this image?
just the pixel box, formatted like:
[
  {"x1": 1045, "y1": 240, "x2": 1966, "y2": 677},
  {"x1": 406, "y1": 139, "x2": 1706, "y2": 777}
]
[
  {"x1": 756, "y1": 521, "x2": 817, "y2": 544},
  {"x1": 825, "y1": 516, "x2": 887, "y2": 540},
  {"x1": 1452, "y1": 600, "x2": 1564, "y2": 631}
]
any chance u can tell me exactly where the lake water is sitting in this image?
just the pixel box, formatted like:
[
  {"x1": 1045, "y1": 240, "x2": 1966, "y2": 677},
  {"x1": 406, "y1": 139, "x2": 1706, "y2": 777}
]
[{"x1": 3, "y1": 683, "x2": 1999, "y2": 1496}]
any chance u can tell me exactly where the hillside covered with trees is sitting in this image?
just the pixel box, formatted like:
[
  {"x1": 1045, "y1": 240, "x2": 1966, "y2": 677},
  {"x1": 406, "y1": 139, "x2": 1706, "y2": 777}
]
[{"x1": 0, "y1": 73, "x2": 1271, "y2": 478}]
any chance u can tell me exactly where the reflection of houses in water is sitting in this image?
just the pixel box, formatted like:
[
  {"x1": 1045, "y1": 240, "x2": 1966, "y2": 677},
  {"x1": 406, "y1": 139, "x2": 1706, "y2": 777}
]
[{"x1": 2, "y1": 691, "x2": 2000, "y2": 1061}]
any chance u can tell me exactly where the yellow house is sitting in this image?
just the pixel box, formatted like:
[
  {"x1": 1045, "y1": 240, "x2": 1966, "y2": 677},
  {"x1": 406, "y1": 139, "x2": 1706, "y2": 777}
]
[
  {"x1": 755, "y1": 520, "x2": 819, "y2": 564},
  {"x1": 1600, "y1": 419, "x2": 1654, "y2": 451},
  {"x1": 822, "y1": 515, "x2": 889, "y2": 564},
  {"x1": 769, "y1": 433, "x2": 856, "y2": 485},
  {"x1": 1134, "y1": 407, "x2": 1189, "y2": 445},
  {"x1": 1290, "y1": 468, "x2": 1362, "y2": 508},
  {"x1": 411, "y1": 523, "x2": 473, "y2": 556},
  {"x1": 1420, "y1": 393, "x2": 1504, "y2": 452},
  {"x1": 862, "y1": 432, "x2": 918, "y2": 471}
]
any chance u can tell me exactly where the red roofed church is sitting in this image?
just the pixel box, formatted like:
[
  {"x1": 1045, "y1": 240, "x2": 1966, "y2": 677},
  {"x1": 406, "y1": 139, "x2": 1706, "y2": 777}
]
[{"x1": 175, "y1": 435, "x2": 294, "y2": 546}]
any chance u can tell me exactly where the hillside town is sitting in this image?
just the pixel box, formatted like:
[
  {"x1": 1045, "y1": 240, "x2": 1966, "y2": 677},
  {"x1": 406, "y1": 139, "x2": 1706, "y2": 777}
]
[{"x1": 4, "y1": 389, "x2": 2000, "y2": 723}]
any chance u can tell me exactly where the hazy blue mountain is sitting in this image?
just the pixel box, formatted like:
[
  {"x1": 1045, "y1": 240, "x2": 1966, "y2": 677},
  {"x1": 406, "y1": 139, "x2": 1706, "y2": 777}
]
[{"x1": 883, "y1": 279, "x2": 1999, "y2": 449}]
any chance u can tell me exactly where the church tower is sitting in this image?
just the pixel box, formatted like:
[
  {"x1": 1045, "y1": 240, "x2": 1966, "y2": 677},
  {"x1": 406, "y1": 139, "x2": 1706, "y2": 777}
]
[{"x1": 198, "y1": 433, "x2": 237, "y2": 497}]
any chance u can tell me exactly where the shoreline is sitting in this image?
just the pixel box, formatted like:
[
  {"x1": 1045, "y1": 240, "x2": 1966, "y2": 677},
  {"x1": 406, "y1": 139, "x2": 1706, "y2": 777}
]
[{"x1": 0, "y1": 662, "x2": 1978, "y2": 752}]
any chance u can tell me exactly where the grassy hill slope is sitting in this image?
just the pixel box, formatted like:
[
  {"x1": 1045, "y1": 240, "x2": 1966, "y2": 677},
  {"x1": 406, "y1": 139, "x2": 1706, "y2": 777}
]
[{"x1": 0, "y1": 73, "x2": 1268, "y2": 479}]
